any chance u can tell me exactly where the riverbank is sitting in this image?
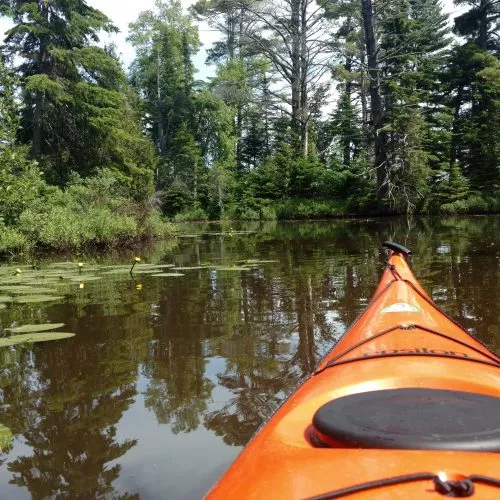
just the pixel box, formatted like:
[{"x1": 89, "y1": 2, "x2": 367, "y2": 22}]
[
  {"x1": 3, "y1": 195, "x2": 499, "y2": 257},
  {"x1": 0, "y1": 168, "x2": 175, "y2": 257},
  {"x1": 172, "y1": 195, "x2": 500, "y2": 222}
]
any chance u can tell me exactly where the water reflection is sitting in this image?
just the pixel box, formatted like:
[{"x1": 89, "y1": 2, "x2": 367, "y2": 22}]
[{"x1": 0, "y1": 217, "x2": 498, "y2": 498}]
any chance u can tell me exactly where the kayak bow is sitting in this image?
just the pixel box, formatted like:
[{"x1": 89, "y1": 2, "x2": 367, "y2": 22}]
[{"x1": 207, "y1": 242, "x2": 500, "y2": 499}]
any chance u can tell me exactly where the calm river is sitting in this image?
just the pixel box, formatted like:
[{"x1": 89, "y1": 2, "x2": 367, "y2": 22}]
[{"x1": 0, "y1": 217, "x2": 498, "y2": 499}]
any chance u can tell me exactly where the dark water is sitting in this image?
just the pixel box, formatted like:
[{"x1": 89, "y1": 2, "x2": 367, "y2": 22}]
[{"x1": 0, "y1": 217, "x2": 498, "y2": 499}]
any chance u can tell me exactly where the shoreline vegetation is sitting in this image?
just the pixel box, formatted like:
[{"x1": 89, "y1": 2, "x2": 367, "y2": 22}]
[
  {"x1": 1, "y1": 188, "x2": 498, "y2": 257},
  {"x1": 1, "y1": 0, "x2": 498, "y2": 257}
]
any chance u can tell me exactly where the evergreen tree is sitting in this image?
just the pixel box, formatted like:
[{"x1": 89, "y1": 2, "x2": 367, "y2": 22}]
[
  {"x1": 444, "y1": 0, "x2": 500, "y2": 195},
  {"x1": 128, "y1": 0, "x2": 200, "y2": 193},
  {"x1": 3, "y1": 0, "x2": 115, "y2": 162},
  {"x1": 2, "y1": 1, "x2": 155, "y2": 197}
]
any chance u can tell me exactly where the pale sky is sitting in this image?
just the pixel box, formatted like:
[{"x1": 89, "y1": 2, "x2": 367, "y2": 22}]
[
  {"x1": 85, "y1": 0, "x2": 218, "y2": 74},
  {"x1": 0, "y1": 0, "x2": 218, "y2": 78},
  {"x1": 1, "y1": 0, "x2": 467, "y2": 79}
]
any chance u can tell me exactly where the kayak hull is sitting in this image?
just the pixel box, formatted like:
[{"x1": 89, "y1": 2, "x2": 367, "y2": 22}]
[{"x1": 207, "y1": 250, "x2": 500, "y2": 499}]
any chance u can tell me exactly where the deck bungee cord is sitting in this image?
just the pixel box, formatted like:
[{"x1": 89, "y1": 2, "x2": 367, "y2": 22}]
[
  {"x1": 314, "y1": 323, "x2": 500, "y2": 375},
  {"x1": 304, "y1": 473, "x2": 500, "y2": 500}
]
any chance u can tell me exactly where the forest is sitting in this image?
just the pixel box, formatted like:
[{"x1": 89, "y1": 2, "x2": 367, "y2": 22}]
[{"x1": 0, "y1": 0, "x2": 499, "y2": 253}]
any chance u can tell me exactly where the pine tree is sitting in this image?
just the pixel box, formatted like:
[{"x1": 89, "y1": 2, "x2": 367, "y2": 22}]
[
  {"x1": 2, "y1": 0, "x2": 156, "y2": 197},
  {"x1": 445, "y1": 0, "x2": 500, "y2": 194},
  {"x1": 128, "y1": 0, "x2": 200, "y2": 192},
  {"x1": 3, "y1": 0, "x2": 115, "y2": 160}
]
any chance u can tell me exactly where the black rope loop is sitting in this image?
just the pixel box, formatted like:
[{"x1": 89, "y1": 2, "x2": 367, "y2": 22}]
[
  {"x1": 434, "y1": 477, "x2": 475, "y2": 497},
  {"x1": 304, "y1": 473, "x2": 500, "y2": 500}
]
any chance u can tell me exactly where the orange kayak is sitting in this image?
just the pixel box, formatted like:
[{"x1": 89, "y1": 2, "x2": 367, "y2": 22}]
[{"x1": 208, "y1": 242, "x2": 500, "y2": 499}]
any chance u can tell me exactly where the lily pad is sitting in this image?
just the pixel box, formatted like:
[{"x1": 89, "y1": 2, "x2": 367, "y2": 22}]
[
  {"x1": 0, "y1": 296, "x2": 12, "y2": 303},
  {"x1": 43, "y1": 271, "x2": 83, "y2": 277},
  {"x1": 0, "y1": 332, "x2": 75, "y2": 347},
  {"x1": 212, "y1": 266, "x2": 250, "y2": 272},
  {"x1": 102, "y1": 269, "x2": 135, "y2": 275},
  {"x1": 68, "y1": 276, "x2": 101, "y2": 282},
  {"x1": 151, "y1": 273, "x2": 185, "y2": 277},
  {"x1": 240, "y1": 259, "x2": 279, "y2": 265},
  {"x1": 0, "y1": 424, "x2": 13, "y2": 449},
  {"x1": 46, "y1": 262, "x2": 80, "y2": 268},
  {"x1": 2, "y1": 287, "x2": 58, "y2": 295},
  {"x1": 14, "y1": 295, "x2": 64, "y2": 304},
  {"x1": 7, "y1": 323, "x2": 66, "y2": 334},
  {"x1": 0, "y1": 304, "x2": 6, "y2": 310},
  {"x1": 173, "y1": 267, "x2": 207, "y2": 271},
  {"x1": 0, "y1": 285, "x2": 44, "y2": 291}
]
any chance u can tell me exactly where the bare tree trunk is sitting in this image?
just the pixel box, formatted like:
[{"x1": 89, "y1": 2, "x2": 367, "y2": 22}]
[
  {"x1": 478, "y1": 0, "x2": 489, "y2": 51},
  {"x1": 263, "y1": 72, "x2": 271, "y2": 156},
  {"x1": 227, "y1": 13, "x2": 236, "y2": 60},
  {"x1": 361, "y1": 0, "x2": 387, "y2": 207},
  {"x1": 359, "y1": 41, "x2": 370, "y2": 152},
  {"x1": 193, "y1": 160, "x2": 198, "y2": 201},
  {"x1": 450, "y1": 85, "x2": 463, "y2": 168},
  {"x1": 343, "y1": 19, "x2": 354, "y2": 166},
  {"x1": 300, "y1": 0, "x2": 309, "y2": 157},
  {"x1": 32, "y1": 3, "x2": 48, "y2": 159},
  {"x1": 291, "y1": 0, "x2": 301, "y2": 154},
  {"x1": 236, "y1": 12, "x2": 244, "y2": 171},
  {"x1": 156, "y1": 44, "x2": 166, "y2": 159},
  {"x1": 32, "y1": 90, "x2": 44, "y2": 158}
]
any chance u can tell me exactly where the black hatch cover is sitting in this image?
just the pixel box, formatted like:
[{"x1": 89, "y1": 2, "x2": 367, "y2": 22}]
[{"x1": 312, "y1": 388, "x2": 500, "y2": 452}]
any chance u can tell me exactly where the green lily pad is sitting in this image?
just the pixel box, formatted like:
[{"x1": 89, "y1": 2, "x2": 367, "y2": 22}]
[
  {"x1": 14, "y1": 295, "x2": 64, "y2": 304},
  {"x1": 0, "y1": 285, "x2": 54, "y2": 292},
  {"x1": 0, "y1": 304, "x2": 6, "y2": 310},
  {"x1": 46, "y1": 262, "x2": 80, "y2": 268},
  {"x1": 240, "y1": 259, "x2": 279, "y2": 265},
  {"x1": 173, "y1": 267, "x2": 207, "y2": 271},
  {"x1": 102, "y1": 269, "x2": 135, "y2": 275},
  {"x1": 4, "y1": 287, "x2": 58, "y2": 295},
  {"x1": 0, "y1": 424, "x2": 13, "y2": 449},
  {"x1": 0, "y1": 296, "x2": 12, "y2": 303},
  {"x1": 43, "y1": 271, "x2": 82, "y2": 277},
  {"x1": 7, "y1": 323, "x2": 66, "y2": 334},
  {"x1": 0, "y1": 332, "x2": 75, "y2": 347},
  {"x1": 151, "y1": 273, "x2": 185, "y2": 277},
  {"x1": 212, "y1": 266, "x2": 250, "y2": 272},
  {"x1": 68, "y1": 276, "x2": 101, "y2": 282}
]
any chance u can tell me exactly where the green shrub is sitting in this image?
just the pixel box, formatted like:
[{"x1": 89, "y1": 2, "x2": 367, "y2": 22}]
[
  {"x1": 260, "y1": 205, "x2": 277, "y2": 221},
  {"x1": 440, "y1": 194, "x2": 500, "y2": 214},
  {"x1": 274, "y1": 199, "x2": 347, "y2": 219},
  {"x1": 173, "y1": 207, "x2": 209, "y2": 222},
  {"x1": 0, "y1": 223, "x2": 29, "y2": 255},
  {"x1": 161, "y1": 188, "x2": 193, "y2": 217},
  {"x1": 18, "y1": 205, "x2": 138, "y2": 249},
  {"x1": 0, "y1": 162, "x2": 45, "y2": 225},
  {"x1": 84, "y1": 207, "x2": 138, "y2": 245},
  {"x1": 141, "y1": 210, "x2": 175, "y2": 238}
]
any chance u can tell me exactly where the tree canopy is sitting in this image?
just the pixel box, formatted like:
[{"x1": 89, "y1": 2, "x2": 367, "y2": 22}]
[{"x1": 0, "y1": 0, "x2": 498, "y2": 235}]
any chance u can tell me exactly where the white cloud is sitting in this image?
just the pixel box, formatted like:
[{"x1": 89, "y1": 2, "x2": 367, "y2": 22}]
[
  {"x1": 1, "y1": 0, "x2": 217, "y2": 78},
  {"x1": 86, "y1": 0, "x2": 217, "y2": 77}
]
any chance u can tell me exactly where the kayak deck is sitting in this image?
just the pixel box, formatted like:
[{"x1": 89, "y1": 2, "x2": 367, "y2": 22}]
[{"x1": 207, "y1": 245, "x2": 500, "y2": 499}]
